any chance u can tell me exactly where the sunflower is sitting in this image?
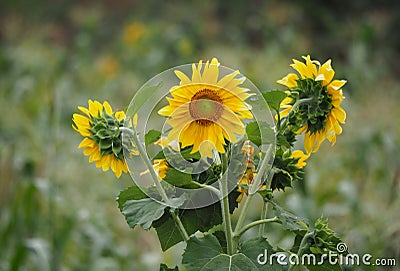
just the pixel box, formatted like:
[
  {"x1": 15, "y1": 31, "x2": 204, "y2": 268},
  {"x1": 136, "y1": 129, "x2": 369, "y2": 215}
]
[
  {"x1": 72, "y1": 100, "x2": 133, "y2": 178},
  {"x1": 291, "y1": 150, "x2": 309, "y2": 169},
  {"x1": 158, "y1": 58, "x2": 254, "y2": 158},
  {"x1": 277, "y1": 55, "x2": 346, "y2": 153}
]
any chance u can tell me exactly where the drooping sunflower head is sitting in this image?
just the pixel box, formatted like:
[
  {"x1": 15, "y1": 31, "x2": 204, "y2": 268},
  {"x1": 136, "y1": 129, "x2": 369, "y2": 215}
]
[
  {"x1": 277, "y1": 55, "x2": 347, "y2": 153},
  {"x1": 158, "y1": 58, "x2": 254, "y2": 158},
  {"x1": 72, "y1": 100, "x2": 136, "y2": 178}
]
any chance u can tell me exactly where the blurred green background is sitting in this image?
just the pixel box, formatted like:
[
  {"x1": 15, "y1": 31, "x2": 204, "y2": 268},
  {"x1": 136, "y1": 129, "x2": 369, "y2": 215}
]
[{"x1": 1, "y1": 0, "x2": 399, "y2": 270}]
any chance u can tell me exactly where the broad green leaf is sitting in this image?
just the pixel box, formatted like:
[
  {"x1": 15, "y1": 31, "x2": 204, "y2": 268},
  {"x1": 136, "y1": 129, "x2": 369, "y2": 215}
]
[
  {"x1": 262, "y1": 90, "x2": 287, "y2": 111},
  {"x1": 200, "y1": 253, "x2": 259, "y2": 271},
  {"x1": 164, "y1": 168, "x2": 201, "y2": 189},
  {"x1": 126, "y1": 82, "x2": 163, "y2": 117},
  {"x1": 122, "y1": 198, "x2": 166, "y2": 230},
  {"x1": 159, "y1": 263, "x2": 179, "y2": 271},
  {"x1": 246, "y1": 121, "x2": 275, "y2": 146},
  {"x1": 240, "y1": 237, "x2": 281, "y2": 271},
  {"x1": 269, "y1": 200, "x2": 309, "y2": 234},
  {"x1": 154, "y1": 202, "x2": 222, "y2": 251},
  {"x1": 182, "y1": 234, "x2": 223, "y2": 271},
  {"x1": 145, "y1": 129, "x2": 161, "y2": 147},
  {"x1": 306, "y1": 262, "x2": 342, "y2": 271},
  {"x1": 116, "y1": 185, "x2": 148, "y2": 211},
  {"x1": 183, "y1": 235, "x2": 258, "y2": 271}
]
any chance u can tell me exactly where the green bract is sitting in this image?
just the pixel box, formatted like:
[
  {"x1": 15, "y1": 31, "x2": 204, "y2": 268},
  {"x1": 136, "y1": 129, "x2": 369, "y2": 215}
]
[{"x1": 87, "y1": 108, "x2": 126, "y2": 160}]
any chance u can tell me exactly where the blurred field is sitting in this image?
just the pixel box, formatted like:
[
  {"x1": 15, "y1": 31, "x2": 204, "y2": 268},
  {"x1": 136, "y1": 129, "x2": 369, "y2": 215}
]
[{"x1": 0, "y1": 1, "x2": 399, "y2": 270}]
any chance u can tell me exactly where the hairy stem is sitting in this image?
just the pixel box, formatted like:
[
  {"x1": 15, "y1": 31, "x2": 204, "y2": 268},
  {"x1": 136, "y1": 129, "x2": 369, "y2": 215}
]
[
  {"x1": 125, "y1": 125, "x2": 189, "y2": 241},
  {"x1": 220, "y1": 153, "x2": 235, "y2": 255},
  {"x1": 235, "y1": 217, "x2": 279, "y2": 238},
  {"x1": 288, "y1": 231, "x2": 314, "y2": 271},
  {"x1": 258, "y1": 201, "x2": 269, "y2": 237},
  {"x1": 234, "y1": 144, "x2": 274, "y2": 237}
]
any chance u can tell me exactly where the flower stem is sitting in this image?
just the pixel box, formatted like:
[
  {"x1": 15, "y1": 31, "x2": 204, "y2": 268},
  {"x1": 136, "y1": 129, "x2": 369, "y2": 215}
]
[
  {"x1": 220, "y1": 153, "x2": 235, "y2": 255},
  {"x1": 288, "y1": 231, "x2": 313, "y2": 271},
  {"x1": 125, "y1": 126, "x2": 189, "y2": 241},
  {"x1": 170, "y1": 209, "x2": 190, "y2": 241},
  {"x1": 258, "y1": 201, "x2": 269, "y2": 237},
  {"x1": 126, "y1": 126, "x2": 170, "y2": 202},
  {"x1": 235, "y1": 217, "x2": 279, "y2": 237},
  {"x1": 234, "y1": 144, "x2": 274, "y2": 237}
]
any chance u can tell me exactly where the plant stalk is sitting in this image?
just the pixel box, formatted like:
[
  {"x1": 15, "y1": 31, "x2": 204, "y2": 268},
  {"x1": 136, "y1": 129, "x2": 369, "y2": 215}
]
[
  {"x1": 220, "y1": 153, "x2": 235, "y2": 255},
  {"x1": 125, "y1": 125, "x2": 189, "y2": 241},
  {"x1": 258, "y1": 201, "x2": 269, "y2": 237},
  {"x1": 235, "y1": 216, "x2": 279, "y2": 237}
]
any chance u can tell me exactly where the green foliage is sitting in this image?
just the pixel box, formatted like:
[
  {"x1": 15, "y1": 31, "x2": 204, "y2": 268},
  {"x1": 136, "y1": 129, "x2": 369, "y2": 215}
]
[
  {"x1": 307, "y1": 217, "x2": 344, "y2": 255},
  {"x1": 262, "y1": 90, "x2": 288, "y2": 111},
  {"x1": 270, "y1": 148, "x2": 304, "y2": 191},
  {"x1": 159, "y1": 263, "x2": 179, "y2": 271},
  {"x1": 240, "y1": 238, "x2": 282, "y2": 271},
  {"x1": 153, "y1": 202, "x2": 223, "y2": 251},
  {"x1": 245, "y1": 121, "x2": 275, "y2": 146},
  {"x1": 164, "y1": 168, "x2": 202, "y2": 189},
  {"x1": 182, "y1": 234, "x2": 259, "y2": 271},
  {"x1": 145, "y1": 129, "x2": 162, "y2": 147},
  {"x1": 2, "y1": 1, "x2": 399, "y2": 270},
  {"x1": 122, "y1": 198, "x2": 167, "y2": 230},
  {"x1": 116, "y1": 185, "x2": 148, "y2": 210},
  {"x1": 269, "y1": 200, "x2": 309, "y2": 234}
]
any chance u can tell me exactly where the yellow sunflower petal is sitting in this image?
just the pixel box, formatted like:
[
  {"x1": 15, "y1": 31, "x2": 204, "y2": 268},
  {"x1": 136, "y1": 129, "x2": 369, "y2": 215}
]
[
  {"x1": 89, "y1": 100, "x2": 104, "y2": 117},
  {"x1": 103, "y1": 101, "x2": 113, "y2": 115},
  {"x1": 331, "y1": 107, "x2": 346, "y2": 124},
  {"x1": 115, "y1": 111, "x2": 126, "y2": 121},
  {"x1": 318, "y1": 59, "x2": 334, "y2": 86},
  {"x1": 302, "y1": 55, "x2": 318, "y2": 77},
  {"x1": 174, "y1": 70, "x2": 192, "y2": 85},
  {"x1": 277, "y1": 73, "x2": 299, "y2": 88},
  {"x1": 291, "y1": 59, "x2": 313, "y2": 78},
  {"x1": 78, "y1": 138, "x2": 95, "y2": 149},
  {"x1": 329, "y1": 80, "x2": 347, "y2": 91}
]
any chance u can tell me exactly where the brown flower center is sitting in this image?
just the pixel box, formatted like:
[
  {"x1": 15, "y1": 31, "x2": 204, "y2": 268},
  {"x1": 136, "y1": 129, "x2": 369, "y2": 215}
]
[{"x1": 189, "y1": 89, "x2": 223, "y2": 126}]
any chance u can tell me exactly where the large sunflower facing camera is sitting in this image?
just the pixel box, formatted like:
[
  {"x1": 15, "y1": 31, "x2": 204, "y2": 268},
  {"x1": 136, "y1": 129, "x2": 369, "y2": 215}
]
[{"x1": 158, "y1": 58, "x2": 254, "y2": 158}]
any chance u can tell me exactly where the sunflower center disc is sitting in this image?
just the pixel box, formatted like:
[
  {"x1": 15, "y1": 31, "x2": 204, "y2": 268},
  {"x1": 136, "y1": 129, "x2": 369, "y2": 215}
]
[{"x1": 189, "y1": 89, "x2": 223, "y2": 126}]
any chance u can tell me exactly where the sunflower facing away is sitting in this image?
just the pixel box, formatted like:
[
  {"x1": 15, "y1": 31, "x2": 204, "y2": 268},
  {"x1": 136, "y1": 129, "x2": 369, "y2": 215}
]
[
  {"x1": 72, "y1": 100, "x2": 133, "y2": 178},
  {"x1": 277, "y1": 55, "x2": 346, "y2": 153},
  {"x1": 158, "y1": 58, "x2": 254, "y2": 158}
]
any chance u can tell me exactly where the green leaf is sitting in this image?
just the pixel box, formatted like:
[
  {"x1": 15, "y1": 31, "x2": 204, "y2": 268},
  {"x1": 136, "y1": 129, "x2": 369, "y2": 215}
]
[
  {"x1": 240, "y1": 237, "x2": 281, "y2": 271},
  {"x1": 182, "y1": 234, "x2": 258, "y2": 271},
  {"x1": 116, "y1": 185, "x2": 148, "y2": 211},
  {"x1": 246, "y1": 121, "x2": 275, "y2": 146},
  {"x1": 262, "y1": 90, "x2": 287, "y2": 111},
  {"x1": 164, "y1": 168, "x2": 201, "y2": 189},
  {"x1": 145, "y1": 129, "x2": 161, "y2": 147},
  {"x1": 126, "y1": 82, "x2": 163, "y2": 117},
  {"x1": 159, "y1": 263, "x2": 179, "y2": 271},
  {"x1": 201, "y1": 254, "x2": 259, "y2": 271},
  {"x1": 182, "y1": 234, "x2": 223, "y2": 271},
  {"x1": 122, "y1": 198, "x2": 166, "y2": 230},
  {"x1": 154, "y1": 202, "x2": 222, "y2": 251},
  {"x1": 269, "y1": 200, "x2": 309, "y2": 234},
  {"x1": 306, "y1": 262, "x2": 342, "y2": 271}
]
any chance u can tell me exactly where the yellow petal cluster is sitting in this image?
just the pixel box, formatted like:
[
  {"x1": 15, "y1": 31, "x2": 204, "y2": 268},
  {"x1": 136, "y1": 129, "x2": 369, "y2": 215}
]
[
  {"x1": 277, "y1": 55, "x2": 347, "y2": 153},
  {"x1": 72, "y1": 100, "x2": 129, "y2": 178},
  {"x1": 158, "y1": 58, "x2": 254, "y2": 158}
]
